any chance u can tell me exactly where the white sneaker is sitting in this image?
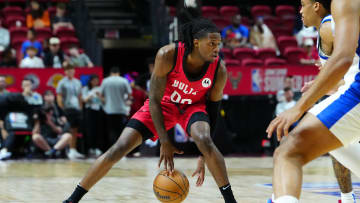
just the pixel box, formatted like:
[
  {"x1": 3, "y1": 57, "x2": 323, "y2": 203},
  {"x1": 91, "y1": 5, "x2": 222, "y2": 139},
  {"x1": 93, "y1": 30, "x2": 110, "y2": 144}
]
[
  {"x1": 0, "y1": 149, "x2": 12, "y2": 160},
  {"x1": 94, "y1": 148, "x2": 102, "y2": 157},
  {"x1": 67, "y1": 149, "x2": 85, "y2": 160}
]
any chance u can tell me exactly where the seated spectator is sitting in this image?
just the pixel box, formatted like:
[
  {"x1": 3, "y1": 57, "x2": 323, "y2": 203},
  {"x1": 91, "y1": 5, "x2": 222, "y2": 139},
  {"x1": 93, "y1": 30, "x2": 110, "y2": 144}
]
[
  {"x1": 27, "y1": 0, "x2": 50, "y2": 29},
  {"x1": 250, "y1": 17, "x2": 278, "y2": 52},
  {"x1": 44, "y1": 37, "x2": 65, "y2": 68},
  {"x1": 300, "y1": 38, "x2": 319, "y2": 65},
  {"x1": 20, "y1": 46, "x2": 45, "y2": 68},
  {"x1": 0, "y1": 19, "x2": 10, "y2": 52},
  {"x1": 223, "y1": 31, "x2": 242, "y2": 49},
  {"x1": 295, "y1": 26, "x2": 318, "y2": 46},
  {"x1": 52, "y1": 3, "x2": 74, "y2": 32},
  {"x1": 68, "y1": 45, "x2": 94, "y2": 68},
  {"x1": 32, "y1": 90, "x2": 72, "y2": 158},
  {"x1": 275, "y1": 87, "x2": 296, "y2": 116},
  {"x1": 0, "y1": 48, "x2": 17, "y2": 67},
  {"x1": 21, "y1": 78, "x2": 43, "y2": 105},
  {"x1": 221, "y1": 15, "x2": 249, "y2": 48},
  {"x1": 21, "y1": 29, "x2": 43, "y2": 58}
]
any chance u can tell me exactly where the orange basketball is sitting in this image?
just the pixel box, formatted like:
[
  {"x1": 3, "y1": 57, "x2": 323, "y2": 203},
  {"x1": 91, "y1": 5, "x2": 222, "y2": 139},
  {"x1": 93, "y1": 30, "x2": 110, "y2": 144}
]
[{"x1": 153, "y1": 169, "x2": 189, "y2": 203}]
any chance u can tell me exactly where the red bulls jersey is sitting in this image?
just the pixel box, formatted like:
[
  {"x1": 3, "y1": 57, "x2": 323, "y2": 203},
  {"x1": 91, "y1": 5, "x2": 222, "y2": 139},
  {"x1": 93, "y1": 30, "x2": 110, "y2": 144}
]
[{"x1": 162, "y1": 42, "x2": 220, "y2": 105}]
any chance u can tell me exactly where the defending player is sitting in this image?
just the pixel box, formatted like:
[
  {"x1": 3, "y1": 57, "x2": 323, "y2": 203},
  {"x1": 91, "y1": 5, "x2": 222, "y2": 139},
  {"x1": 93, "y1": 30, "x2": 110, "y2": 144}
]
[
  {"x1": 63, "y1": 18, "x2": 237, "y2": 203},
  {"x1": 267, "y1": 0, "x2": 360, "y2": 202}
]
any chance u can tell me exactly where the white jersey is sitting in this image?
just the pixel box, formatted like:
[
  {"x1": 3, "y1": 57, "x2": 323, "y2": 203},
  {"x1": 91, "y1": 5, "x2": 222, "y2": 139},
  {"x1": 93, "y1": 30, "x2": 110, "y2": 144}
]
[{"x1": 317, "y1": 15, "x2": 360, "y2": 94}]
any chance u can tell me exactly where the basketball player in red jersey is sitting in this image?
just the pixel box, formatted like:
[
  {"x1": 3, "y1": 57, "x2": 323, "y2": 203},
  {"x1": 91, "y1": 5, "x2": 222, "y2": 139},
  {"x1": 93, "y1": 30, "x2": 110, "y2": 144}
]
[{"x1": 64, "y1": 18, "x2": 237, "y2": 203}]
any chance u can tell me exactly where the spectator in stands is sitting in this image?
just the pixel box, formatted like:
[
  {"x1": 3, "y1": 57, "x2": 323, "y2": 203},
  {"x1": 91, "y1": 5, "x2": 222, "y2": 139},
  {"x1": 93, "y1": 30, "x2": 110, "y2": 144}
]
[
  {"x1": 0, "y1": 48, "x2": 17, "y2": 67},
  {"x1": 56, "y1": 62, "x2": 84, "y2": 159},
  {"x1": 0, "y1": 19, "x2": 10, "y2": 52},
  {"x1": 42, "y1": 38, "x2": 50, "y2": 53},
  {"x1": 221, "y1": 15, "x2": 249, "y2": 48},
  {"x1": 275, "y1": 87, "x2": 296, "y2": 116},
  {"x1": 250, "y1": 17, "x2": 278, "y2": 52},
  {"x1": 0, "y1": 76, "x2": 8, "y2": 96},
  {"x1": 44, "y1": 37, "x2": 65, "y2": 68},
  {"x1": 300, "y1": 38, "x2": 319, "y2": 65},
  {"x1": 68, "y1": 45, "x2": 94, "y2": 68},
  {"x1": 223, "y1": 31, "x2": 242, "y2": 49},
  {"x1": 32, "y1": 90, "x2": 72, "y2": 158},
  {"x1": 51, "y1": 3, "x2": 74, "y2": 32},
  {"x1": 100, "y1": 67, "x2": 132, "y2": 149},
  {"x1": 21, "y1": 29, "x2": 42, "y2": 58},
  {"x1": 82, "y1": 75, "x2": 102, "y2": 157},
  {"x1": 135, "y1": 57, "x2": 154, "y2": 93},
  {"x1": 27, "y1": 0, "x2": 50, "y2": 29},
  {"x1": 276, "y1": 75, "x2": 293, "y2": 102},
  {"x1": 22, "y1": 78, "x2": 43, "y2": 105},
  {"x1": 20, "y1": 46, "x2": 45, "y2": 68},
  {"x1": 295, "y1": 26, "x2": 318, "y2": 46}
]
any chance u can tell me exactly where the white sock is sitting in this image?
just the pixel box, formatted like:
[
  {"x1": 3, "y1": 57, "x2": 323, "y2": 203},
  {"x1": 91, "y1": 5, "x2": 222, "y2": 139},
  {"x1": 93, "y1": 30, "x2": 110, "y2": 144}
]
[
  {"x1": 341, "y1": 191, "x2": 356, "y2": 203},
  {"x1": 272, "y1": 193, "x2": 275, "y2": 201},
  {"x1": 275, "y1": 195, "x2": 299, "y2": 203},
  {"x1": 69, "y1": 148, "x2": 76, "y2": 153}
]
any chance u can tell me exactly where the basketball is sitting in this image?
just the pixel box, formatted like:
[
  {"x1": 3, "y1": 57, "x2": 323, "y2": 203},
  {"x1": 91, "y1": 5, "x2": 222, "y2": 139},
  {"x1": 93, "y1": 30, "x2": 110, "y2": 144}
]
[{"x1": 153, "y1": 169, "x2": 189, "y2": 203}]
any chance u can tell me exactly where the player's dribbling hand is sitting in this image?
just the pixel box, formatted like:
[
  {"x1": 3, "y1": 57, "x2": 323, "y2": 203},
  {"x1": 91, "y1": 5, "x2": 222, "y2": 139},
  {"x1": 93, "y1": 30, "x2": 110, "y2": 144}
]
[
  {"x1": 266, "y1": 106, "x2": 303, "y2": 141},
  {"x1": 158, "y1": 141, "x2": 183, "y2": 175},
  {"x1": 192, "y1": 156, "x2": 205, "y2": 187}
]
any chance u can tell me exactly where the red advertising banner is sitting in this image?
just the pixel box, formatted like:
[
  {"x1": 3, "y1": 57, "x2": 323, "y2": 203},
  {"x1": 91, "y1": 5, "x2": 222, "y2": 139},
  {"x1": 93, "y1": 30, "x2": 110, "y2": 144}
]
[
  {"x1": 225, "y1": 65, "x2": 319, "y2": 95},
  {"x1": 0, "y1": 67, "x2": 103, "y2": 94}
]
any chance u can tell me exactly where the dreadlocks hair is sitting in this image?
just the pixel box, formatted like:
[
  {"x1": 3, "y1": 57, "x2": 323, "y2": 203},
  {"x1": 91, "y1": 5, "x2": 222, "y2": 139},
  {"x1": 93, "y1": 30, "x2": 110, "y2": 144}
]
[
  {"x1": 180, "y1": 18, "x2": 219, "y2": 56},
  {"x1": 313, "y1": 0, "x2": 332, "y2": 13}
]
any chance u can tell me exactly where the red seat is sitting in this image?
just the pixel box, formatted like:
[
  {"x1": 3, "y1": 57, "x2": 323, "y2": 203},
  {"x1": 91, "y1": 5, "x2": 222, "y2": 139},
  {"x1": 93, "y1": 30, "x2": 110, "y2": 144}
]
[
  {"x1": 256, "y1": 48, "x2": 277, "y2": 60},
  {"x1": 276, "y1": 5, "x2": 296, "y2": 17},
  {"x1": 284, "y1": 47, "x2": 305, "y2": 64},
  {"x1": 233, "y1": 48, "x2": 256, "y2": 62},
  {"x1": 251, "y1": 5, "x2": 272, "y2": 18},
  {"x1": 212, "y1": 17, "x2": 230, "y2": 30},
  {"x1": 221, "y1": 48, "x2": 233, "y2": 59},
  {"x1": 3, "y1": 6, "x2": 24, "y2": 18},
  {"x1": 201, "y1": 6, "x2": 219, "y2": 19},
  {"x1": 277, "y1": 36, "x2": 298, "y2": 54},
  {"x1": 10, "y1": 27, "x2": 28, "y2": 39},
  {"x1": 35, "y1": 27, "x2": 53, "y2": 41},
  {"x1": 272, "y1": 27, "x2": 293, "y2": 38},
  {"x1": 11, "y1": 37, "x2": 26, "y2": 51},
  {"x1": 241, "y1": 16, "x2": 251, "y2": 27},
  {"x1": 7, "y1": 0, "x2": 27, "y2": 2},
  {"x1": 60, "y1": 37, "x2": 80, "y2": 50},
  {"x1": 224, "y1": 59, "x2": 240, "y2": 67},
  {"x1": 241, "y1": 58, "x2": 263, "y2": 67},
  {"x1": 263, "y1": 16, "x2": 281, "y2": 30},
  {"x1": 281, "y1": 15, "x2": 296, "y2": 31},
  {"x1": 168, "y1": 7, "x2": 176, "y2": 17},
  {"x1": 48, "y1": 6, "x2": 57, "y2": 18},
  {"x1": 55, "y1": 27, "x2": 76, "y2": 38},
  {"x1": 5, "y1": 16, "x2": 26, "y2": 28},
  {"x1": 264, "y1": 58, "x2": 286, "y2": 66},
  {"x1": 219, "y1": 6, "x2": 239, "y2": 20}
]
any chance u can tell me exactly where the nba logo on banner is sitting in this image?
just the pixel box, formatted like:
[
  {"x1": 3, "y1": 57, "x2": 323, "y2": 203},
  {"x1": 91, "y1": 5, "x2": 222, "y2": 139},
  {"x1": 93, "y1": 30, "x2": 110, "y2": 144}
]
[
  {"x1": 251, "y1": 69, "x2": 262, "y2": 92},
  {"x1": 202, "y1": 78, "x2": 211, "y2": 88}
]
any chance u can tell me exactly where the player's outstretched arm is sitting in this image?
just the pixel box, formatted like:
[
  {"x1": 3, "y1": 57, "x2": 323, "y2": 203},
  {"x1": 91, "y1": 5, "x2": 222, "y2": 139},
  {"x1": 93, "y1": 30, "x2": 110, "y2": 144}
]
[
  {"x1": 149, "y1": 44, "x2": 183, "y2": 174},
  {"x1": 267, "y1": 0, "x2": 360, "y2": 140}
]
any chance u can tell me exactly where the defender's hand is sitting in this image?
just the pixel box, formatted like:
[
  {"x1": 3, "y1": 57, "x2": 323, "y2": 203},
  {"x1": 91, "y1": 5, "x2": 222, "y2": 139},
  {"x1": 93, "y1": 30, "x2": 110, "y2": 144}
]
[
  {"x1": 158, "y1": 140, "x2": 183, "y2": 174},
  {"x1": 192, "y1": 156, "x2": 205, "y2": 187}
]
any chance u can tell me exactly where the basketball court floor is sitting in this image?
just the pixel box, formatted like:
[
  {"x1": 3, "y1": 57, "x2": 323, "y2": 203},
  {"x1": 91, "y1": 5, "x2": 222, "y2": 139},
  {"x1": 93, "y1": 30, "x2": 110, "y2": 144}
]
[{"x1": 0, "y1": 156, "x2": 357, "y2": 203}]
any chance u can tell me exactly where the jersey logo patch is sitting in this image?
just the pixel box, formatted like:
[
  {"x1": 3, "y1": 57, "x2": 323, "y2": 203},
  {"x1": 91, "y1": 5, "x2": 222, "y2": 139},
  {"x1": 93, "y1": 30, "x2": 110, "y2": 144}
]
[{"x1": 202, "y1": 78, "x2": 211, "y2": 88}]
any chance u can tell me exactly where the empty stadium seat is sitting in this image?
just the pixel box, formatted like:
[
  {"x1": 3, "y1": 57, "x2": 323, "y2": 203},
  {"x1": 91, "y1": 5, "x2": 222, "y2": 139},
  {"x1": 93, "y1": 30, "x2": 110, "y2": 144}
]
[
  {"x1": 233, "y1": 48, "x2": 256, "y2": 62},
  {"x1": 241, "y1": 16, "x2": 251, "y2": 27},
  {"x1": 9, "y1": 27, "x2": 28, "y2": 39},
  {"x1": 241, "y1": 58, "x2": 263, "y2": 67},
  {"x1": 277, "y1": 36, "x2": 298, "y2": 54},
  {"x1": 276, "y1": 5, "x2": 296, "y2": 17},
  {"x1": 35, "y1": 27, "x2": 53, "y2": 41},
  {"x1": 284, "y1": 47, "x2": 306, "y2": 64},
  {"x1": 264, "y1": 58, "x2": 286, "y2": 66},
  {"x1": 256, "y1": 48, "x2": 277, "y2": 61},
  {"x1": 251, "y1": 5, "x2": 272, "y2": 18},
  {"x1": 5, "y1": 16, "x2": 26, "y2": 28},
  {"x1": 48, "y1": 6, "x2": 57, "y2": 18},
  {"x1": 221, "y1": 48, "x2": 233, "y2": 59},
  {"x1": 60, "y1": 37, "x2": 80, "y2": 50},
  {"x1": 263, "y1": 16, "x2": 281, "y2": 30},
  {"x1": 224, "y1": 59, "x2": 240, "y2": 67},
  {"x1": 7, "y1": 0, "x2": 26, "y2": 2},
  {"x1": 219, "y1": 6, "x2": 239, "y2": 20},
  {"x1": 281, "y1": 15, "x2": 296, "y2": 31},
  {"x1": 168, "y1": 7, "x2": 176, "y2": 17},
  {"x1": 272, "y1": 27, "x2": 293, "y2": 39},
  {"x1": 55, "y1": 27, "x2": 76, "y2": 38},
  {"x1": 201, "y1": 6, "x2": 219, "y2": 19},
  {"x1": 11, "y1": 37, "x2": 26, "y2": 51},
  {"x1": 3, "y1": 6, "x2": 23, "y2": 18},
  {"x1": 212, "y1": 17, "x2": 230, "y2": 30}
]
